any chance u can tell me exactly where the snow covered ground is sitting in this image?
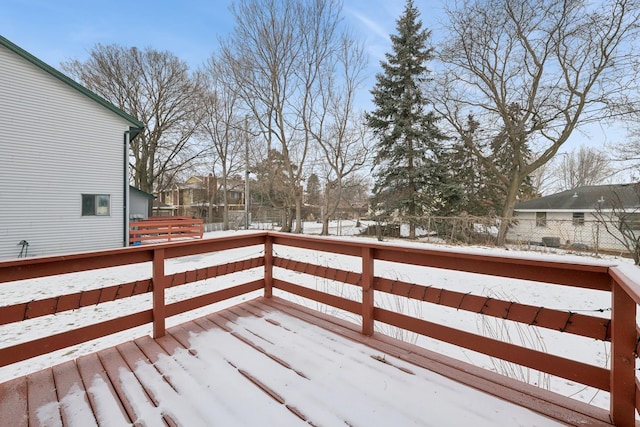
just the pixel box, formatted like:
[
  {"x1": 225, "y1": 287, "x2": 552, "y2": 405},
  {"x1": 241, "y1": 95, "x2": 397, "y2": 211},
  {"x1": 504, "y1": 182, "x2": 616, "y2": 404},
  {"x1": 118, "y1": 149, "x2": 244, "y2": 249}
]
[{"x1": 1, "y1": 220, "x2": 637, "y2": 415}]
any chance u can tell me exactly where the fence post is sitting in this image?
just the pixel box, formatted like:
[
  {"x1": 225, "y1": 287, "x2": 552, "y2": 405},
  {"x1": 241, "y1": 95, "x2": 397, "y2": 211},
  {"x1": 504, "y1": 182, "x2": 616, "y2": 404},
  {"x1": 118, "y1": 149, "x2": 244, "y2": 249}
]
[
  {"x1": 264, "y1": 235, "x2": 273, "y2": 298},
  {"x1": 610, "y1": 279, "x2": 636, "y2": 426},
  {"x1": 362, "y1": 246, "x2": 374, "y2": 336},
  {"x1": 152, "y1": 248, "x2": 166, "y2": 338}
]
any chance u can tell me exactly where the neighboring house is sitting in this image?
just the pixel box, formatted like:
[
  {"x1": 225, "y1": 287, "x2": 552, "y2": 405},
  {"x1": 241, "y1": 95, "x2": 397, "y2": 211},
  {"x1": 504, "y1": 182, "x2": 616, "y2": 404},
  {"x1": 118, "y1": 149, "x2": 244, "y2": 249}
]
[
  {"x1": 155, "y1": 175, "x2": 245, "y2": 221},
  {"x1": 129, "y1": 186, "x2": 155, "y2": 220},
  {"x1": 0, "y1": 36, "x2": 144, "y2": 260},
  {"x1": 508, "y1": 184, "x2": 640, "y2": 251}
]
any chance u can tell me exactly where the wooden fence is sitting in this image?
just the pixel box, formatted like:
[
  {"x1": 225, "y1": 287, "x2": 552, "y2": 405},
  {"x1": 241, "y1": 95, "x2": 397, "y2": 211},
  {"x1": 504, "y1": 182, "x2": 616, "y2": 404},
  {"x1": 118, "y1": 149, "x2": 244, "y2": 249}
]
[
  {"x1": 129, "y1": 216, "x2": 203, "y2": 245},
  {"x1": 0, "y1": 232, "x2": 638, "y2": 425}
]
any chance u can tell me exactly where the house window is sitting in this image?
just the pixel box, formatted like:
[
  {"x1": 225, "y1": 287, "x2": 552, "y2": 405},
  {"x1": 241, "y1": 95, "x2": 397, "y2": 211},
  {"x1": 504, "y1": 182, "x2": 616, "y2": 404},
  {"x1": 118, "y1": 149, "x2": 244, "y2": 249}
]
[
  {"x1": 572, "y1": 212, "x2": 585, "y2": 226},
  {"x1": 82, "y1": 194, "x2": 110, "y2": 216},
  {"x1": 535, "y1": 212, "x2": 547, "y2": 227}
]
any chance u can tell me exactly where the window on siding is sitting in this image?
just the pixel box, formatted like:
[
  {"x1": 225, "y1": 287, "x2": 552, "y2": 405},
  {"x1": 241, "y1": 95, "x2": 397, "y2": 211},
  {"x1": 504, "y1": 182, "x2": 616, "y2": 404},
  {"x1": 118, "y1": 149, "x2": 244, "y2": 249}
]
[
  {"x1": 535, "y1": 212, "x2": 547, "y2": 227},
  {"x1": 82, "y1": 194, "x2": 110, "y2": 216},
  {"x1": 572, "y1": 212, "x2": 585, "y2": 226}
]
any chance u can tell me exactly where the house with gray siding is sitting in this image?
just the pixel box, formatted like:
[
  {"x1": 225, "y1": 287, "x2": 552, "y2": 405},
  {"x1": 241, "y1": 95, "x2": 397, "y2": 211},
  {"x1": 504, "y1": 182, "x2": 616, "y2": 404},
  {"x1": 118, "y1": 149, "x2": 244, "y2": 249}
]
[
  {"x1": 129, "y1": 186, "x2": 155, "y2": 220},
  {"x1": 0, "y1": 36, "x2": 144, "y2": 260},
  {"x1": 508, "y1": 184, "x2": 640, "y2": 252}
]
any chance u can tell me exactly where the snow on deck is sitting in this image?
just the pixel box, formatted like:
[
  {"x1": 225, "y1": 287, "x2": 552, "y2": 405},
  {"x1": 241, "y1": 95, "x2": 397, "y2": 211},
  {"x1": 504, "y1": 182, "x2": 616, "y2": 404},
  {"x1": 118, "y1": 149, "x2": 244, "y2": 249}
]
[{"x1": 1, "y1": 297, "x2": 589, "y2": 426}]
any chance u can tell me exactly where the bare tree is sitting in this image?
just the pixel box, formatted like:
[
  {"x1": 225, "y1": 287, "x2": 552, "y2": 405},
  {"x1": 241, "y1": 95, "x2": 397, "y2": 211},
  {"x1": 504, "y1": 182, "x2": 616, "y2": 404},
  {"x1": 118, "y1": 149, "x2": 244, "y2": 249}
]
[
  {"x1": 63, "y1": 45, "x2": 207, "y2": 193},
  {"x1": 219, "y1": 0, "x2": 357, "y2": 233},
  {"x1": 528, "y1": 160, "x2": 552, "y2": 197},
  {"x1": 315, "y1": 121, "x2": 370, "y2": 235},
  {"x1": 307, "y1": 35, "x2": 370, "y2": 235},
  {"x1": 200, "y1": 57, "x2": 245, "y2": 228},
  {"x1": 433, "y1": 0, "x2": 639, "y2": 245},
  {"x1": 555, "y1": 146, "x2": 613, "y2": 191},
  {"x1": 609, "y1": 122, "x2": 640, "y2": 181},
  {"x1": 592, "y1": 183, "x2": 640, "y2": 264}
]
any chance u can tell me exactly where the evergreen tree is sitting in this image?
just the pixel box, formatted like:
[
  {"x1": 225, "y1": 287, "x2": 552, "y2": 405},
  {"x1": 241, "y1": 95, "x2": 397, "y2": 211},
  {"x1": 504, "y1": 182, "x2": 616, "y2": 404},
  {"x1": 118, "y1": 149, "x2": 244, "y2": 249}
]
[
  {"x1": 367, "y1": 0, "x2": 450, "y2": 239},
  {"x1": 446, "y1": 114, "x2": 536, "y2": 216}
]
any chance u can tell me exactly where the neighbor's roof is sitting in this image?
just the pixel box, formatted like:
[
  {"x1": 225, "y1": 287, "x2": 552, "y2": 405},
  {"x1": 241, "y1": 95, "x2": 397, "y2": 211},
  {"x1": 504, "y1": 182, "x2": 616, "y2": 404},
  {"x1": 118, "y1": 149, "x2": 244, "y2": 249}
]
[
  {"x1": 515, "y1": 183, "x2": 640, "y2": 211},
  {"x1": 0, "y1": 35, "x2": 144, "y2": 129}
]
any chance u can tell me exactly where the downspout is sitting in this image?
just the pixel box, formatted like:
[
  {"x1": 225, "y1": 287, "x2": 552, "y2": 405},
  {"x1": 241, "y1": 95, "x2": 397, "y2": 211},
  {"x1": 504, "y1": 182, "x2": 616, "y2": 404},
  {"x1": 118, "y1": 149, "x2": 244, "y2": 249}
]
[{"x1": 124, "y1": 130, "x2": 131, "y2": 247}]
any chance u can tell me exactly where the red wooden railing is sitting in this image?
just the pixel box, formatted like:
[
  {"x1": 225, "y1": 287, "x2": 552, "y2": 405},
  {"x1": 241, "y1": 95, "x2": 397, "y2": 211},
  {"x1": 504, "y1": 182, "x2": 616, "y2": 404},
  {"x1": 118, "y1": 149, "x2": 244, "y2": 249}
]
[
  {"x1": 129, "y1": 216, "x2": 204, "y2": 245},
  {"x1": 0, "y1": 232, "x2": 638, "y2": 425}
]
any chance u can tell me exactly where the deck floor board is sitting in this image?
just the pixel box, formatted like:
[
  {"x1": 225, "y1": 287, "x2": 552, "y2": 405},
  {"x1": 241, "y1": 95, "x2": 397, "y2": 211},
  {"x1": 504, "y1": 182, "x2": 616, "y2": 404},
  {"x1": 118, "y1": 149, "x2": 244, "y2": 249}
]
[
  {"x1": 27, "y1": 367, "x2": 60, "y2": 426},
  {"x1": 75, "y1": 352, "x2": 131, "y2": 425},
  {"x1": 51, "y1": 360, "x2": 95, "y2": 426},
  {"x1": 0, "y1": 376, "x2": 27, "y2": 427},
  {"x1": 0, "y1": 296, "x2": 617, "y2": 426}
]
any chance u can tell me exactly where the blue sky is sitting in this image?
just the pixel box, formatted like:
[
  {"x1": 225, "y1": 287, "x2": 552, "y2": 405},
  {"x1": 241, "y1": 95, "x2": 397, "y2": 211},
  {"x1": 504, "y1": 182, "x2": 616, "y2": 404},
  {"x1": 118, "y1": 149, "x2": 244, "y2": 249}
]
[
  {"x1": 1, "y1": 0, "x2": 618, "y2": 153},
  {"x1": 1, "y1": 0, "x2": 444, "y2": 78},
  {"x1": 1, "y1": 0, "x2": 447, "y2": 114}
]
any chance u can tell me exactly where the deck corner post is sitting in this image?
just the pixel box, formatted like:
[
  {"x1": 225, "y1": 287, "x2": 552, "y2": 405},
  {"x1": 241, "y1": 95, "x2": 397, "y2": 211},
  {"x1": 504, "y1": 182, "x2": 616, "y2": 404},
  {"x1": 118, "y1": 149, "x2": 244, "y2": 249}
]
[
  {"x1": 152, "y1": 248, "x2": 166, "y2": 338},
  {"x1": 610, "y1": 279, "x2": 636, "y2": 427},
  {"x1": 362, "y1": 246, "x2": 375, "y2": 336},
  {"x1": 264, "y1": 235, "x2": 273, "y2": 298}
]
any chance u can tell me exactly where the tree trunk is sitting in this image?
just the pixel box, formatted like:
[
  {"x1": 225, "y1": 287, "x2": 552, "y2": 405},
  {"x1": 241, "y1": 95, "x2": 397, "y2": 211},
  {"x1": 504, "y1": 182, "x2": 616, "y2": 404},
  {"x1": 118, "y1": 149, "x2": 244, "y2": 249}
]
[
  {"x1": 408, "y1": 135, "x2": 416, "y2": 240},
  {"x1": 321, "y1": 217, "x2": 330, "y2": 235},
  {"x1": 320, "y1": 184, "x2": 330, "y2": 236},
  {"x1": 222, "y1": 176, "x2": 229, "y2": 230},
  {"x1": 280, "y1": 208, "x2": 292, "y2": 232},
  {"x1": 294, "y1": 188, "x2": 303, "y2": 233},
  {"x1": 496, "y1": 175, "x2": 521, "y2": 246},
  {"x1": 287, "y1": 209, "x2": 294, "y2": 232}
]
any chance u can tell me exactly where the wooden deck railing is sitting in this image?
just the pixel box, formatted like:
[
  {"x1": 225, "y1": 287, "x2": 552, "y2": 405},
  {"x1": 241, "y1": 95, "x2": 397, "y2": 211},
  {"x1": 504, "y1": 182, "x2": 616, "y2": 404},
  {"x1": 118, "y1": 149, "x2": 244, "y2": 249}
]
[
  {"x1": 0, "y1": 232, "x2": 638, "y2": 426},
  {"x1": 129, "y1": 216, "x2": 204, "y2": 245}
]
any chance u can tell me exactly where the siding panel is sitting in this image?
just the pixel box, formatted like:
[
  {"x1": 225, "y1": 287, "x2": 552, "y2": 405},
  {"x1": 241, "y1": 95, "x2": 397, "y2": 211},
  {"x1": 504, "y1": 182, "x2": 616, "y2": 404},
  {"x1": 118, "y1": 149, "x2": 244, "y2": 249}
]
[{"x1": 0, "y1": 44, "x2": 133, "y2": 259}]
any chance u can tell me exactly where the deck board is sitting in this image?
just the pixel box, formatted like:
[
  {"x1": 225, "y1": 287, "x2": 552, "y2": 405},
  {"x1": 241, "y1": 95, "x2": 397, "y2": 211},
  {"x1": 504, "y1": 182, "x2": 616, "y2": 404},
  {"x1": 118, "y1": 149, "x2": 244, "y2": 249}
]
[
  {"x1": 97, "y1": 345, "x2": 158, "y2": 424},
  {"x1": 0, "y1": 376, "x2": 27, "y2": 427},
  {"x1": 51, "y1": 360, "x2": 95, "y2": 426},
  {"x1": 75, "y1": 352, "x2": 131, "y2": 425},
  {"x1": 27, "y1": 367, "x2": 61, "y2": 426},
  {"x1": 0, "y1": 296, "x2": 619, "y2": 426}
]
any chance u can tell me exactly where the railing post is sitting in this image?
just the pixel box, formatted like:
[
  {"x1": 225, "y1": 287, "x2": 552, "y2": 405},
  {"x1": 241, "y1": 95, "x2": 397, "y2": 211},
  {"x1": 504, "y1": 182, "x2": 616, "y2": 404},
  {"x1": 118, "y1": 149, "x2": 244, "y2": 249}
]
[
  {"x1": 264, "y1": 235, "x2": 273, "y2": 298},
  {"x1": 152, "y1": 248, "x2": 166, "y2": 338},
  {"x1": 610, "y1": 279, "x2": 636, "y2": 426},
  {"x1": 362, "y1": 246, "x2": 374, "y2": 336}
]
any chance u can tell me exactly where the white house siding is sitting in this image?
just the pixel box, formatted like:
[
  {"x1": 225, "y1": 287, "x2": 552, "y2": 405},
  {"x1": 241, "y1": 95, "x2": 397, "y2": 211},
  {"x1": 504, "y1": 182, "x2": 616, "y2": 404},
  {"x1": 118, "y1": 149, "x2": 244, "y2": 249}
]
[
  {"x1": 508, "y1": 211, "x2": 628, "y2": 252},
  {"x1": 0, "y1": 44, "x2": 131, "y2": 259}
]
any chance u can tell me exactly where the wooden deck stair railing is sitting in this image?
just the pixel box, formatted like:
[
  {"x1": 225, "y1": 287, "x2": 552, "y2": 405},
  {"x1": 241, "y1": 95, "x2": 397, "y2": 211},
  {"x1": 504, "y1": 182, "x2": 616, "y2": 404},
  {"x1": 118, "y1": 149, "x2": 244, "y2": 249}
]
[
  {"x1": 0, "y1": 232, "x2": 638, "y2": 426},
  {"x1": 129, "y1": 216, "x2": 204, "y2": 245}
]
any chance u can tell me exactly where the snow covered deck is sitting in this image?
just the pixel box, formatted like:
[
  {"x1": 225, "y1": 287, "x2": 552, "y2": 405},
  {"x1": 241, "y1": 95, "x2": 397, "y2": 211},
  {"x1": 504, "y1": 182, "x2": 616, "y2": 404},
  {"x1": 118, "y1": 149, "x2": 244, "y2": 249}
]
[
  {"x1": 1, "y1": 231, "x2": 639, "y2": 426},
  {"x1": 0, "y1": 297, "x2": 615, "y2": 426}
]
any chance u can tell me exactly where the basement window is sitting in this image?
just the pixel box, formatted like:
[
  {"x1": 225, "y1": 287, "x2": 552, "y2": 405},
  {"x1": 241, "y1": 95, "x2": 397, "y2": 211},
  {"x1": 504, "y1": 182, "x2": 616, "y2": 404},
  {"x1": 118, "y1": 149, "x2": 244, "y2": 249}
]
[{"x1": 82, "y1": 194, "x2": 110, "y2": 216}]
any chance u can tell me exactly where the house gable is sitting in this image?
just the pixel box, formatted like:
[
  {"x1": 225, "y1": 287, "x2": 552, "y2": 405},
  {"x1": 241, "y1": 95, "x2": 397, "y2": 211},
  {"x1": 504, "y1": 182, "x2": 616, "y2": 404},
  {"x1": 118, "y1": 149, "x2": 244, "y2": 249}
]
[{"x1": 0, "y1": 36, "x2": 143, "y2": 129}]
